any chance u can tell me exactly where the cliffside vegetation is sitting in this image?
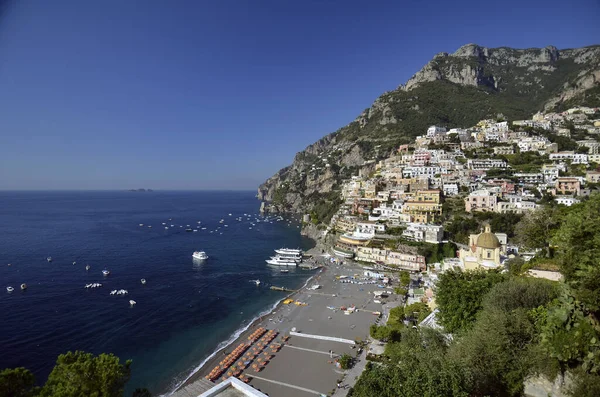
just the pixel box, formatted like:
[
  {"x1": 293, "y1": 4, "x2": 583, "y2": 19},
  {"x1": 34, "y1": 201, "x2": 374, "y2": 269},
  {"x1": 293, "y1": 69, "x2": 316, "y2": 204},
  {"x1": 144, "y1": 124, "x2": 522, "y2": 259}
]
[{"x1": 351, "y1": 194, "x2": 600, "y2": 397}]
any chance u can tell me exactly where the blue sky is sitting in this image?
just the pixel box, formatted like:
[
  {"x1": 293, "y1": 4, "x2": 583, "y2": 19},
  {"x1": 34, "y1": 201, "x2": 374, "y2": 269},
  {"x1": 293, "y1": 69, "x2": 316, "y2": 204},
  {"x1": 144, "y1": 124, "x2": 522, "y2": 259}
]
[{"x1": 0, "y1": 0, "x2": 599, "y2": 190}]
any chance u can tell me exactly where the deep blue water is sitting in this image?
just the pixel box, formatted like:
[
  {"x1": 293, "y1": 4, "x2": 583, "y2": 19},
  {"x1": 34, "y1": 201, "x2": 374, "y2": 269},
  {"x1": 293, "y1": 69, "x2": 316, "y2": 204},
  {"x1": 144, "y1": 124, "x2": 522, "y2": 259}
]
[{"x1": 0, "y1": 191, "x2": 312, "y2": 395}]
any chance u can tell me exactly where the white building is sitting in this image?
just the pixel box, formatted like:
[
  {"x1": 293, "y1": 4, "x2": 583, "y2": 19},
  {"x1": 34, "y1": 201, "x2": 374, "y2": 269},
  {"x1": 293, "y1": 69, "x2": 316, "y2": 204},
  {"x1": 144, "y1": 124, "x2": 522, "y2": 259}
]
[
  {"x1": 427, "y1": 126, "x2": 447, "y2": 138},
  {"x1": 402, "y1": 223, "x2": 444, "y2": 244},
  {"x1": 555, "y1": 196, "x2": 580, "y2": 206},
  {"x1": 355, "y1": 221, "x2": 386, "y2": 236},
  {"x1": 549, "y1": 151, "x2": 588, "y2": 165},
  {"x1": 443, "y1": 183, "x2": 459, "y2": 196},
  {"x1": 467, "y1": 159, "x2": 508, "y2": 170}
]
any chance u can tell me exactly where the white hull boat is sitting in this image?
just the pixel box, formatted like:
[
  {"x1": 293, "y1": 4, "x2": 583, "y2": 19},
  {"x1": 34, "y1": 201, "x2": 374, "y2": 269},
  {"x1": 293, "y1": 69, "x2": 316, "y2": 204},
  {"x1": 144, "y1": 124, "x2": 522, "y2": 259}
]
[
  {"x1": 266, "y1": 256, "x2": 297, "y2": 266},
  {"x1": 192, "y1": 251, "x2": 208, "y2": 260}
]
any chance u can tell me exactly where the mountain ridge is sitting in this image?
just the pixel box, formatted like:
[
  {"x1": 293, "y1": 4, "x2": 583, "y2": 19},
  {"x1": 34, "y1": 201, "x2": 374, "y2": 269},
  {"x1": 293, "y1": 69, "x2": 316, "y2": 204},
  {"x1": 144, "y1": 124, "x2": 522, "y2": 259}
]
[{"x1": 257, "y1": 43, "x2": 600, "y2": 215}]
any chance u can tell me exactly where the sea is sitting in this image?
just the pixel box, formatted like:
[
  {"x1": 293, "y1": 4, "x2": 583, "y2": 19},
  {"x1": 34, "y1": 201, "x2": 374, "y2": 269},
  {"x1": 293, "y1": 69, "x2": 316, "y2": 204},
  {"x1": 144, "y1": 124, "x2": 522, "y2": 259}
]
[{"x1": 0, "y1": 191, "x2": 314, "y2": 395}]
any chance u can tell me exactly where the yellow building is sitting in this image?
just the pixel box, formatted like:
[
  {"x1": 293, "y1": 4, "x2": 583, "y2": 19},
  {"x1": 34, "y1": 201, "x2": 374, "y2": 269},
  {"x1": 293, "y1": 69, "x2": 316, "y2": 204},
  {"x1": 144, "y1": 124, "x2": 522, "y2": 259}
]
[
  {"x1": 402, "y1": 190, "x2": 442, "y2": 223},
  {"x1": 458, "y1": 224, "x2": 506, "y2": 270}
]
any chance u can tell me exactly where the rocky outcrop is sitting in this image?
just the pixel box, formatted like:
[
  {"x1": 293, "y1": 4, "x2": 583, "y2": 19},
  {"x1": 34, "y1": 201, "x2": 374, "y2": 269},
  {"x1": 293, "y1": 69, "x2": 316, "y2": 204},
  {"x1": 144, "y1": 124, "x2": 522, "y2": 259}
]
[
  {"x1": 402, "y1": 44, "x2": 599, "y2": 93},
  {"x1": 258, "y1": 43, "x2": 600, "y2": 214}
]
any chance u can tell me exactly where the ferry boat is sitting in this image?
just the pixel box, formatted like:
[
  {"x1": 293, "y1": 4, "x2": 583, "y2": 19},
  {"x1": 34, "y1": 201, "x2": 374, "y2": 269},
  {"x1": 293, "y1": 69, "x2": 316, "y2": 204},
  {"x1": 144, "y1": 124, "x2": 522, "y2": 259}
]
[
  {"x1": 275, "y1": 248, "x2": 302, "y2": 256},
  {"x1": 192, "y1": 251, "x2": 208, "y2": 260},
  {"x1": 266, "y1": 255, "x2": 297, "y2": 266}
]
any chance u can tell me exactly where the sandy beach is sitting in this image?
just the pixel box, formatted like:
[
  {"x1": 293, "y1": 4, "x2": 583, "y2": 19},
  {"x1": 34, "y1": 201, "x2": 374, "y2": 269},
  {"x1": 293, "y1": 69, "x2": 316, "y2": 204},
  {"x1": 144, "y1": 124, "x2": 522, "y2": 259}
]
[{"x1": 171, "y1": 251, "x2": 396, "y2": 397}]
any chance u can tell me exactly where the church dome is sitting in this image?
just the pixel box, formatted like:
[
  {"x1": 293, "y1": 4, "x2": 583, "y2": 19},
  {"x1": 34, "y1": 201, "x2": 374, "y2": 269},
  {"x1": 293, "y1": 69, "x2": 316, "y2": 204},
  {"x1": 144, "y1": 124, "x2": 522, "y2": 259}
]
[{"x1": 476, "y1": 225, "x2": 501, "y2": 249}]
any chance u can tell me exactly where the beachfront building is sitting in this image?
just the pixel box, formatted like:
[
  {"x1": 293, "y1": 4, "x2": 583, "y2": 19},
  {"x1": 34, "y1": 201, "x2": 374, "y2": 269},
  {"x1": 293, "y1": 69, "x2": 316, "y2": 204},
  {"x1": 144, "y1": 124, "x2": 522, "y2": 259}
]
[
  {"x1": 386, "y1": 251, "x2": 426, "y2": 271},
  {"x1": 458, "y1": 224, "x2": 507, "y2": 270},
  {"x1": 356, "y1": 246, "x2": 388, "y2": 264},
  {"x1": 465, "y1": 189, "x2": 497, "y2": 212}
]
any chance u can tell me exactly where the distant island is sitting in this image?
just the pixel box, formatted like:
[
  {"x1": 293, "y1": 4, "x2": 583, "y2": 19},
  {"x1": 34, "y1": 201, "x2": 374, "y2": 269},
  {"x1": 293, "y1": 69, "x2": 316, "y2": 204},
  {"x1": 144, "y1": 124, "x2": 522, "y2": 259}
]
[{"x1": 128, "y1": 189, "x2": 153, "y2": 192}]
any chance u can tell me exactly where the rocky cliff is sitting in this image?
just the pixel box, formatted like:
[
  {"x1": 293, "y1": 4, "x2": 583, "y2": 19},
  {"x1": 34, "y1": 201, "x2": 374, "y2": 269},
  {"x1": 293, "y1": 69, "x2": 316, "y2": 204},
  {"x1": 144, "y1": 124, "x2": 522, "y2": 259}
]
[{"x1": 258, "y1": 44, "x2": 600, "y2": 216}]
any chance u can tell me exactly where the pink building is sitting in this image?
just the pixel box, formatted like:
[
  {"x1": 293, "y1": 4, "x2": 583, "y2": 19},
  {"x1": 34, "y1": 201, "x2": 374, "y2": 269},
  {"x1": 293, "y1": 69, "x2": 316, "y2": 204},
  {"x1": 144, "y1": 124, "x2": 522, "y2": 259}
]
[{"x1": 465, "y1": 190, "x2": 497, "y2": 212}]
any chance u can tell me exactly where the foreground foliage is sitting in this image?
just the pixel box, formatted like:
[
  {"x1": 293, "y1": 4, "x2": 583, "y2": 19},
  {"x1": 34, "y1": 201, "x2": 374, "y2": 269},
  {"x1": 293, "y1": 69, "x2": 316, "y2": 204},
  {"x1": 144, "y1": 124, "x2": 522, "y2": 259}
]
[{"x1": 0, "y1": 351, "x2": 140, "y2": 397}]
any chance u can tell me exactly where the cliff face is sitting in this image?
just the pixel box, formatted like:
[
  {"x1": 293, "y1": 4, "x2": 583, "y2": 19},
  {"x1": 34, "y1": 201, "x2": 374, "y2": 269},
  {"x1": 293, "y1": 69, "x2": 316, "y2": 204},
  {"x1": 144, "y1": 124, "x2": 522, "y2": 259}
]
[{"x1": 258, "y1": 44, "x2": 600, "y2": 214}]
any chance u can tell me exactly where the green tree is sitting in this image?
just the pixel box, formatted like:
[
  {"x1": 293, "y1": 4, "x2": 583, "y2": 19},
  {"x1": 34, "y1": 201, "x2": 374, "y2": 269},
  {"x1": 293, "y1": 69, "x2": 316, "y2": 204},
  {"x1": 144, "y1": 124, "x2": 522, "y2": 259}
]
[
  {"x1": 40, "y1": 351, "x2": 131, "y2": 397},
  {"x1": 515, "y1": 206, "x2": 562, "y2": 257},
  {"x1": 435, "y1": 269, "x2": 507, "y2": 333},
  {"x1": 552, "y1": 194, "x2": 600, "y2": 311},
  {"x1": 404, "y1": 302, "x2": 431, "y2": 323},
  {"x1": 351, "y1": 328, "x2": 469, "y2": 397},
  {"x1": 449, "y1": 307, "x2": 540, "y2": 397},
  {"x1": 0, "y1": 367, "x2": 38, "y2": 397},
  {"x1": 399, "y1": 271, "x2": 410, "y2": 286},
  {"x1": 338, "y1": 354, "x2": 353, "y2": 370}
]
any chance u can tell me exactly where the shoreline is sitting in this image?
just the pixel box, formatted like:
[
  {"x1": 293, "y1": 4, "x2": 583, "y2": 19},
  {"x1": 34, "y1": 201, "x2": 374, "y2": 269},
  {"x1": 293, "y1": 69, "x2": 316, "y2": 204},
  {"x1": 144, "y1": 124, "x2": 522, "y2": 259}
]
[{"x1": 167, "y1": 246, "x2": 325, "y2": 395}]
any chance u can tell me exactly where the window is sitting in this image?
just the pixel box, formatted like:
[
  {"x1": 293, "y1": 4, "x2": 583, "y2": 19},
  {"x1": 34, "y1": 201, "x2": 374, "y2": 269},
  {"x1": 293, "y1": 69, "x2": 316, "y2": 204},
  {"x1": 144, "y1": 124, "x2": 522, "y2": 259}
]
[{"x1": 487, "y1": 251, "x2": 491, "y2": 259}]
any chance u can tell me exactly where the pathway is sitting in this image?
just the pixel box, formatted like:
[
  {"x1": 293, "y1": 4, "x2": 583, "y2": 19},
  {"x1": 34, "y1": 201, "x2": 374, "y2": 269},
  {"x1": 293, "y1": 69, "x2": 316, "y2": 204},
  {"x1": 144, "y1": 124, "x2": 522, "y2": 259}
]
[
  {"x1": 284, "y1": 344, "x2": 340, "y2": 357},
  {"x1": 250, "y1": 374, "x2": 325, "y2": 396},
  {"x1": 332, "y1": 346, "x2": 368, "y2": 397}
]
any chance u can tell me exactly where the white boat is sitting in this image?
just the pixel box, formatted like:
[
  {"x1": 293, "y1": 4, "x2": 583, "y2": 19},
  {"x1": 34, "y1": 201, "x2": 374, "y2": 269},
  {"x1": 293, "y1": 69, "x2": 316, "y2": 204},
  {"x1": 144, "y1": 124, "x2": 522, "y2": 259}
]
[
  {"x1": 266, "y1": 256, "x2": 297, "y2": 266},
  {"x1": 275, "y1": 248, "x2": 302, "y2": 256},
  {"x1": 72, "y1": 261, "x2": 76, "y2": 265},
  {"x1": 129, "y1": 300, "x2": 136, "y2": 306},
  {"x1": 46, "y1": 257, "x2": 52, "y2": 262},
  {"x1": 6, "y1": 286, "x2": 14, "y2": 293},
  {"x1": 141, "y1": 279, "x2": 147, "y2": 285},
  {"x1": 139, "y1": 223, "x2": 144, "y2": 226},
  {"x1": 102, "y1": 269, "x2": 110, "y2": 276},
  {"x1": 192, "y1": 251, "x2": 208, "y2": 260},
  {"x1": 280, "y1": 269, "x2": 289, "y2": 273},
  {"x1": 21, "y1": 283, "x2": 27, "y2": 290},
  {"x1": 250, "y1": 279, "x2": 261, "y2": 286},
  {"x1": 85, "y1": 265, "x2": 90, "y2": 271}
]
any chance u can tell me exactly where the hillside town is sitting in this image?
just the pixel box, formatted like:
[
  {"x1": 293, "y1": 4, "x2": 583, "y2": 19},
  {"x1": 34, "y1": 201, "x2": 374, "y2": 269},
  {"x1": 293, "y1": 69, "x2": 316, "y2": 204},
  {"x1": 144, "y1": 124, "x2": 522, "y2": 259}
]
[{"x1": 302, "y1": 106, "x2": 600, "y2": 313}]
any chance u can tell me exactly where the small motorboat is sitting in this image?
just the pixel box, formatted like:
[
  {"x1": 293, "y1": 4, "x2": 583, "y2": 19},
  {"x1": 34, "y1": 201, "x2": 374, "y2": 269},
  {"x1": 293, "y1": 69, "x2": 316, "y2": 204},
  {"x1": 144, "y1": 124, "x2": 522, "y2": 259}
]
[
  {"x1": 46, "y1": 257, "x2": 52, "y2": 262},
  {"x1": 20, "y1": 283, "x2": 27, "y2": 290},
  {"x1": 165, "y1": 227, "x2": 169, "y2": 230},
  {"x1": 72, "y1": 261, "x2": 76, "y2": 265},
  {"x1": 141, "y1": 279, "x2": 147, "y2": 285},
  {"x1": 85, "y1": 265, "x2": 90, "y2": 271},
  {"x1": 193, "y1": 251, "x2": 208, "y2": 260},
  {"x1": 102, "y1": 269, "x2": 110, "y2": 276},
  {"x1": 148, "y1": 225, "x2": 152, "y2": 228},
  {"x1": 6, "y1": 286, "x2": 14, "y2": 293},
  {"x1": 250, "y1": 279, "x2": 261, "y2": 286},
  {"x1": 110, "y1": 290, "x2": 117, "y2": 295},
  {"x1": 185, "y1": 228, "x2": 193, "y2": 232},
  {"x1": 280, "y1": 269, "x2": 289, "y2": 273},
  {"x1": 129, "y1": 300, "x2": 136, "y2": 306}
]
